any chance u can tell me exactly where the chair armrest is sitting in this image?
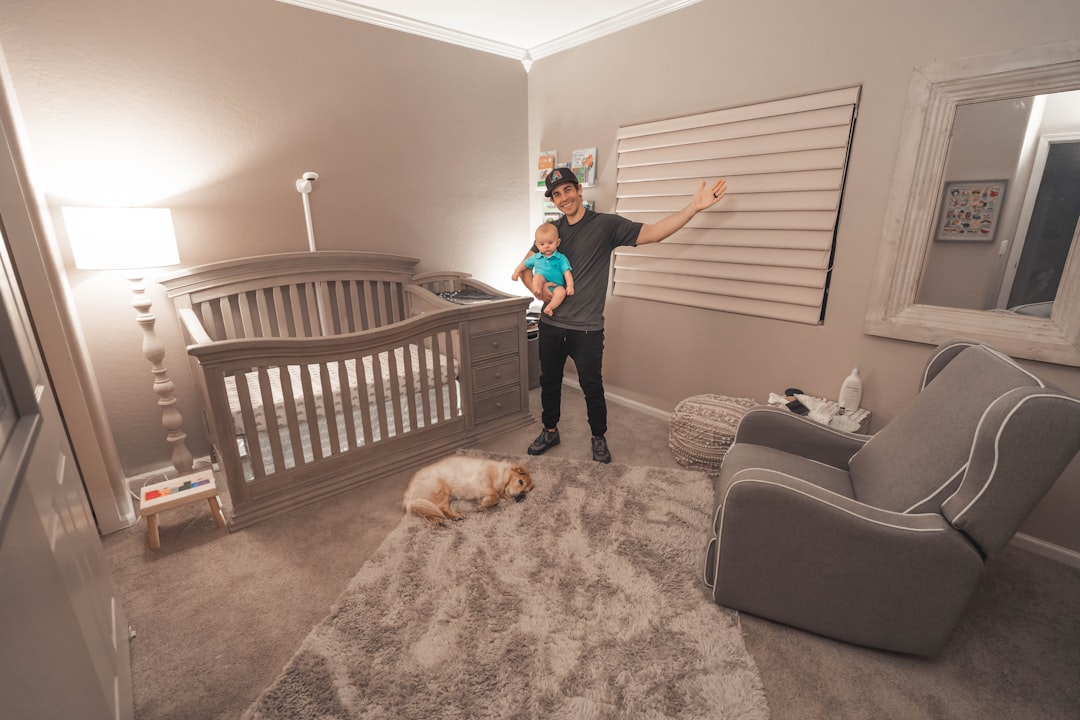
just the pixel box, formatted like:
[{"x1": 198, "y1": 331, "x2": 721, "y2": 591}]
[
  {"x1": 177, "y1": 308, "x2": 212, "y2": 346},
  {"x1": 707, "y1": 468, "x2": 983, "y2": 656},
  {"x1": 733, "y1": 406, "x2": 868, "y2": 469}
]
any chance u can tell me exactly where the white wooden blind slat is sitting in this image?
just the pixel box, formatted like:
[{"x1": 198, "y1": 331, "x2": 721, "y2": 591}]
[
  {"x1": 614, "y1": 254, "x2": 827, "y2": 287},
  {"x1": 614, "y1": 269, "x2": 824, "y2": 306},
  {"x1": 617, "y1": 86, "x2": 860, "y2": 140},
  {"x1": 616, "y1": 169, "x2": 844, "y2": 197},
  {"x1": 617, "y1": 189, "x2": 839, "y2": 213},
  {"x1": 617, "y1": 105, "x2": 855, "y2": 153},
  {"x1": 616, "y1": 125, "x2": 852, "y2": 168},
  {"x1": 616, "y1": 148, "x2": 848, "y2": 183},
  {"x1": 621, "y1": 210, "x2": 838, "y2": 232},
  {"x1": 616, "y1": 245, "x2": 830, "y2": 272},
  {"x1": 651, "y1": 228, "x2": 834, "y2": 250},
  {"x1": 615, "y1": 283, "x2": 823, "y2": 324}
]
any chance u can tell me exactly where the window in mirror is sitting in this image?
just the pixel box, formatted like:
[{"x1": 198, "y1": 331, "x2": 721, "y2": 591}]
[{"x1": 865, "y1": 39, "x2": 1080, "y2": 367}]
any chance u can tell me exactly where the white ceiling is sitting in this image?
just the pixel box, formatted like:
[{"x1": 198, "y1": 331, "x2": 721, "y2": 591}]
[{"x1": 274, "y1": 0, "x2": 702, "y2": 66}]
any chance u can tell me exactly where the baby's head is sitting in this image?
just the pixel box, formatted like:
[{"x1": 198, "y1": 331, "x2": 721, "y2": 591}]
[{"x1": 534, "y1": 223, "x2": 560, "y2": 257}]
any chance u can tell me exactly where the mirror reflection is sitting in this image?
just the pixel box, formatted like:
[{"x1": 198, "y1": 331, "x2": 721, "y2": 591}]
[{"x1": 915, "y1": 89, "x2": 1080, "y2": 317}]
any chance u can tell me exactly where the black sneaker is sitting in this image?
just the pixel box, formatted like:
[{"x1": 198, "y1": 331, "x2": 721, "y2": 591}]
[
  {"x1": 591, "y1": 436, "x2": 611, "y2": 464},
  {"x1": 528, "y1": 428, "x2": 560, "y2": 455}
]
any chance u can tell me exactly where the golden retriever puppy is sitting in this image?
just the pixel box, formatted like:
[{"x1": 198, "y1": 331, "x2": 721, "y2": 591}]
[{"x1": 403, "y1": 456, "x2": 534, "y2": 525}]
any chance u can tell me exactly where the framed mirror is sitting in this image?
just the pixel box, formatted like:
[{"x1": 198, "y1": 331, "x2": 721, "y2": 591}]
[{"x1": 865, "y1": 39, "x2": 1080, "y2": 366}]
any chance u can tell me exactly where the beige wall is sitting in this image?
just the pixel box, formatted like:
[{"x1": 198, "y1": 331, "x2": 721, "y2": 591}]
[
  {"x1": 3, "y1": 0, "x2": 1080, "y2": 555},
  {"x1": 0, "y1": 0, "x2": 529, "y2": 474},
  {"x1": 526, "y1": 0, "x2": 1080, "y2": 554}
]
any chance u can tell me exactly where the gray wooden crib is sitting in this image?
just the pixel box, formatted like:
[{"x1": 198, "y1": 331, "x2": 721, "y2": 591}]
[{"x1": 159, "y1": 251, "x2": 532, "y2": 529}]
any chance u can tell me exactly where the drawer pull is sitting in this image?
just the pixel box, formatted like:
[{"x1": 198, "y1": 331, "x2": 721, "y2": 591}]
[
  {"x1": 494, "y1": 372, "x2": 502, "y2": 379},
  {"x1": 495, "y1": 402, "x2": 503, "y2": 410},
  {"x1": 491, "y1": 340, "x2": 500, "y2": 349}
]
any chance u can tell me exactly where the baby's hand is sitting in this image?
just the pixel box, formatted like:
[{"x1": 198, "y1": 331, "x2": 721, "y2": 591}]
[
  {"x1": 511, "y1": 271, "x2": 520, "y2": 281},
  {"x1": 567, "y1": 286, "x2": 575, "y2": 296}
]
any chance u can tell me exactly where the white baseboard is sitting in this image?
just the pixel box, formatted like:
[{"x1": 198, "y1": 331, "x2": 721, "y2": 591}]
[
  {"x1": 1010, "y1": 533, "x2": 1080, "y2": 569},
  {"x1": 562, "y1": 377, "x2": 671, "y2": 421}
]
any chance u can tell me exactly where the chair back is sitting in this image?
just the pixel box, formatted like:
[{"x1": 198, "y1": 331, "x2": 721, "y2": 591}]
[{"x1": 848, "y1": 342, "x2": 1080, "y2": 556}]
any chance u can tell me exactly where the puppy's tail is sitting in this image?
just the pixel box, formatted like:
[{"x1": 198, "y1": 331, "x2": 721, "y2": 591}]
[{"x1": 405, "y1": 498, "x2": 447, "y2": 525}]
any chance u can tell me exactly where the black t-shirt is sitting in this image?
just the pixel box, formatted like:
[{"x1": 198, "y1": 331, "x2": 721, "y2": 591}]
[{"x1": 540, "y1": 210, "x2": 642, "y2": 332}]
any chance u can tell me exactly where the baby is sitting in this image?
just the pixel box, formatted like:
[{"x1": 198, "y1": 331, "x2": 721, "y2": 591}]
[{"x1": 512, "y1": 223, "x2": 574, "y2": 316}]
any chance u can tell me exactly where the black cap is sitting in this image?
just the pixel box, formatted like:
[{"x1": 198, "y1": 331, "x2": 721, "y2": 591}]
[{"x1": 544, "y1": 166, "x2": 579, "y2": 197}]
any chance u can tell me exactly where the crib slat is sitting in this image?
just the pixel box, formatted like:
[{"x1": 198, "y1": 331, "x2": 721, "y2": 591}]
[
  {"x1": 417, "y1": 337, "x2": 433, "y2": 426},
  {"x1": 233, "y1": 369, "x2": 266, "y2": 479},
  {"x1": 387, "y1": 348, "x2": 404, "y2": 437},
  {"x1": 277, "y1": 365, "x2": 304, "y2": 466},
  {"x1": 229, "y1": 294, "x2": 246, "y2": 338},
  {"x1": 267, "y1": 286, "x2": 285, "y2": 337},
  {"x1": 331, "y1": 281, "x2": 348, "y2": 334},
  {"x1": 239, "y1": 290, "x2": 261, "y2": 338},
  {"x1": 255, "y1": 288, "x2": 274, "y2": 337},
  {"x1": 346, "y1": 281, "x2": 363, "y2": 333},
  {"x1": 298, "y1": 364, "x2": 323, "y2": 461},
  {"x1": 431, "y1": 333, "x2": 447, "y2": 424},
  {"x1": 388, "y1": 283, "x2": 403, "y2": 324},
  {"x1": 356, "y1": 355, "x2": 375, "y2": 445},
  {"x1": 445, "y1": 330, "x2": 460, "y2": 419},
  {"x1": 361, "y1": 281, "x2": 375, "y2": 330},
  {"x1": 402, "y1": 343, "x2": 419, "y2": 431},
  {"x1": 211, "y1": 298, "x2": 229, "y2": 341},
  {"x1": 370, "y1": 351, "x2": 389, "y2": 441},
  {"x1": 319, "y1": 363, "x2": 341, "y2": 456},
  {"x1": 257, "y1": 366, "x2": 284, "y2": 473},
  {"x1": 338, "y1": 359, "x2": 357, "y2": 450}
]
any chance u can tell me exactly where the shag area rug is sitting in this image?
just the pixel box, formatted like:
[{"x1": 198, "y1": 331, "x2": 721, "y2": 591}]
[{"x1": 243, "y1": 453, "x2": 769, "y2": 719}]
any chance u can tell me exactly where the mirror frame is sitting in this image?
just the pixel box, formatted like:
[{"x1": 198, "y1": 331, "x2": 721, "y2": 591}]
[{"x1": 865, "y1": 39, "x2": 1080, "y2": 366}]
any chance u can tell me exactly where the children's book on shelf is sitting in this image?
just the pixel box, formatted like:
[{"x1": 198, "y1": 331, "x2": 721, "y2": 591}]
[
  {"x1": 571, "y1": 147, "x2": 597, "y2": 187},
  {"x1": 536, "y1": 151, "x2": 557, "y2": 190}
]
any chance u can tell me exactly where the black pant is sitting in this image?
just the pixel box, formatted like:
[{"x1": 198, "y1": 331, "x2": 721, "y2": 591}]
[{"x1": 538, "y1": 323, "x2": 606, "y2": 437}]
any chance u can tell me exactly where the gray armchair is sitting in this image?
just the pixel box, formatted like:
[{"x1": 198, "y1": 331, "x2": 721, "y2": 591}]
[{"x1": 703, "y1": 339, "x2": 1080, "y2": 656}]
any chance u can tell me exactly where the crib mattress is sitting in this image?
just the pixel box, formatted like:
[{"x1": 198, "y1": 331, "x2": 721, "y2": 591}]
[{"x1": 224, "y1": 345, "x2": 452, "y2": 434}]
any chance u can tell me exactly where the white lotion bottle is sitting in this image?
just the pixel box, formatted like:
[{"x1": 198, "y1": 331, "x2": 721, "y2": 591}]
[{"x1": 838, "y1": 366, "x2": 862, "y2": 413}]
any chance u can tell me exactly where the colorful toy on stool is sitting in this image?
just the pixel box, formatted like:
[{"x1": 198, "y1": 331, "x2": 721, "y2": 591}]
[{"x1": 138, "y1": 469, "x2": 226, "y2": 549}]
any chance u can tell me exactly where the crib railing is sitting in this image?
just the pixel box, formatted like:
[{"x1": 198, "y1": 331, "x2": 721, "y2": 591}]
[
  {"x1": 189, "y1": 278, "x2": 410, "y2": 341},
  {"x1": 184, "y1": 308, "x2": 466, "y2": 527}
]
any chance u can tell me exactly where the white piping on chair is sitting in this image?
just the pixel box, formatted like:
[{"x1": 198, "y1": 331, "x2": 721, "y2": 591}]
[
  {"x1": 922, "y1": 341, "x2": 978, "y2": 389},
  {"x1": 902, "y1": 464, "x2": 967, "y2": 514},
  {"x1": 708, "y1": 468, "x2": 948, "y2": 600},
  {"x1": 920, "y1": 342, "x2": 1044, "y2": 390},
  {"x1": 947, "y1": 393, "x2": 1080, "y2": 522}
]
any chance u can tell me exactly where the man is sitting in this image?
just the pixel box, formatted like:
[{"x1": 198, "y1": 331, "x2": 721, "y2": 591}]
[{"x1": 519, "y1": 166, "x2": 727, "y2": 463}]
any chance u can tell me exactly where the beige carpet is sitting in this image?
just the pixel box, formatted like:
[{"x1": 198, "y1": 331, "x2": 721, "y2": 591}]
[{"x1": 242, "y1": 452, "x2": 769, "y2": 719}]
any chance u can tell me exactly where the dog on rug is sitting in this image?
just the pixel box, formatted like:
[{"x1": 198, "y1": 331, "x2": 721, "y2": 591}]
[{"x1": 403, "y1": 456, "x2": 534, "y2": 525}]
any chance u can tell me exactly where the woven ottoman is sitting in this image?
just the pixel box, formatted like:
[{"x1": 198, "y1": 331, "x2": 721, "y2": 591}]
[{"x1": 669, "y1": 394, "x2": 757, "y2": 472}]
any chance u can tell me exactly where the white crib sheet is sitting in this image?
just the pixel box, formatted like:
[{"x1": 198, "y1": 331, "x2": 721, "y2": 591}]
[{"x1": 224, "y1": 344, "x2": 452, "y2": 434}]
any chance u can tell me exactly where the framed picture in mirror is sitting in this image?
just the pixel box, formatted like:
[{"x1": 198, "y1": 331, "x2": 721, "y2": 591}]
[{"x1": 934, "y1": 180, "x2": 1007, "y2": 242}]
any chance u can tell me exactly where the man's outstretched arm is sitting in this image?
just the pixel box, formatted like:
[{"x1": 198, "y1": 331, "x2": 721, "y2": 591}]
[{"x1": 636, "y1": 179, "x2": 727, "y2": 246}]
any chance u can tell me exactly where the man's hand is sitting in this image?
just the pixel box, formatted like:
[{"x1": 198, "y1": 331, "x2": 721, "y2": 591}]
[{"x1": 690, "y1": 179, "x2": 727, "y2": 212}]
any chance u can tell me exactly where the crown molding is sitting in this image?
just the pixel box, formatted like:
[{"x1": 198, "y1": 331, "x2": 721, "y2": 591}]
[
  {"x1": 530, "y1": 0, "x2": 702, "y2": 60},
  {"x1": 274, "y1": 0, "x2": 703, "y2": 67},
  {"x1": 274, "y1": 0, "x2": 526, "y2": 60}
]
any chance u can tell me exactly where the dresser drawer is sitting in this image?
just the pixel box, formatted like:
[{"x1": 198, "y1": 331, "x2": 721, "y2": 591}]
[
  {"x1": 473, "y1": 357, "x2": 520, "y2": 391},
  {"x1": 473, "y1": 387, "x2": 521, "y2": 423},
  {"x1": 469, "y1": 327, "x2": 518, "y2": 360}
]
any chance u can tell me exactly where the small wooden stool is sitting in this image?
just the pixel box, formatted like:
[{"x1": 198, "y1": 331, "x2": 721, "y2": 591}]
[{"x1": 139, "y1": 470, "x2": 226, "y2": 549}]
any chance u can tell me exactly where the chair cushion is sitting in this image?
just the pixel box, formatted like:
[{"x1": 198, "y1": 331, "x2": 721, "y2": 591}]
[{"x1": 848, "y1": 346, "x2": 1041, "y2": 512}]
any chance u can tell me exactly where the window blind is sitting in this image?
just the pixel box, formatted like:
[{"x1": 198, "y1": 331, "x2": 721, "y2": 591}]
[{"x1": 614, "y1": 86, "x2": 860, "y2": 324}]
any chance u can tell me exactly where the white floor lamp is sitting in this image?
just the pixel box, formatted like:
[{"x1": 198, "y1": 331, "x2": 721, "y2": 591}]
[{"x1": 62, "y1": 206, "x2": 193, "y2": 475}]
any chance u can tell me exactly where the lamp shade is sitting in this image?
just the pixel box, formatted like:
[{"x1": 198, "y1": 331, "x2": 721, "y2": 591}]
[{"x1": 62, "y1": 207, "x2": 180, "y2": 271}]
